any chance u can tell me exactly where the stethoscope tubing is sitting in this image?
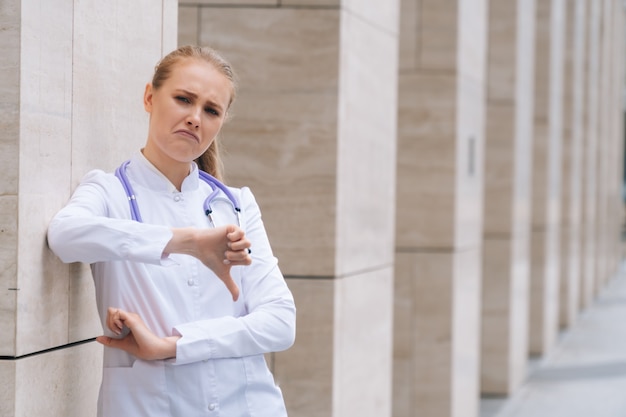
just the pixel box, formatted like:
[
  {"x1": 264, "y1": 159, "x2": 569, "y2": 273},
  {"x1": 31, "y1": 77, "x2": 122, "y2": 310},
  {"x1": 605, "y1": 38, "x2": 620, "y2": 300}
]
[
  {"x1": 115, "y1": 160, "x2": 144, "y2": 222},
  {"x1": 115, "y1": 160, "x2": 241, "y2": 225}
]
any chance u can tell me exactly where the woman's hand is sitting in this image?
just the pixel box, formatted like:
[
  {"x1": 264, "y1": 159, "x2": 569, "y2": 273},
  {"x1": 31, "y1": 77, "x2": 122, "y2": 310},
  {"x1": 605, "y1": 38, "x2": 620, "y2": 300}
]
[
  {"x1": 164, "y1": 225, "x2": 252, "y2": 301},
  {"x1": 95, "y1": 307, "x2": 180, "y2": 360}
]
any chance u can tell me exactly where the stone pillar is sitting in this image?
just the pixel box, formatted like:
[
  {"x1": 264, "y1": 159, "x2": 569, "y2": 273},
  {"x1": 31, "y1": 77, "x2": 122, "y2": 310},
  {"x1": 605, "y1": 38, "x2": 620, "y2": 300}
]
[
  {"x1": 598, "y1": 0, "x2": 624, "y2": 288},
  {"x1": 612, "y1": 2, "x2": 626, "y2": 271},
  {"x1": 559, "y1": 0, "x2": 586, "y2": 328},
  {"x1": 394, "y1": 0, "x2": 487, "y2": 415},
  {"x1": 528, "y1": 0, "x2": 566, "y2": 356},
  {"x1": 480, "y1": 0, "x2": 535, "y2": 395},
  {"x1": 593, "y1": 0, "x2": 610, "y2": 291},
  {"x1": 178, "y1": 2, "x2": 400, "y2": 416},
  {"x1": 580, "y1": 0, "x2": 602, "y2": 309},
  {"x1": 0, "y1": 0, "x2": 177, "y2": 415}
]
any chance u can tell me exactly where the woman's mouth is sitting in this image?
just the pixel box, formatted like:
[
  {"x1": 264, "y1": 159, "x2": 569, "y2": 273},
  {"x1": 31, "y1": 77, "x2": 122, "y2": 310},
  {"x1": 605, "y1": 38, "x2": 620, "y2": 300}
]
[{"x1": 175, "y1": 129, "x2": 199, "y2": 142}]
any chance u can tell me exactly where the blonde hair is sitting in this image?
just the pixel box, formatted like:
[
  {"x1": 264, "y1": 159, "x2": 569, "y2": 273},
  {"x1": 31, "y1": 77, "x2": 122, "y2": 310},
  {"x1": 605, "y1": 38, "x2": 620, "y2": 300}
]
[{"x1": 152, "y1": 45, "x2": 237, "y2": 181}]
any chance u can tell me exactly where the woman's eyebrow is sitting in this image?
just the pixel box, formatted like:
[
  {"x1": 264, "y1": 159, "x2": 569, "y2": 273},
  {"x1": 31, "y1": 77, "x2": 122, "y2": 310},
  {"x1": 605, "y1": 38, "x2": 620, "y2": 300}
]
[{"x1": 175, "y1": 89, "x2": 224, "y2": 112}]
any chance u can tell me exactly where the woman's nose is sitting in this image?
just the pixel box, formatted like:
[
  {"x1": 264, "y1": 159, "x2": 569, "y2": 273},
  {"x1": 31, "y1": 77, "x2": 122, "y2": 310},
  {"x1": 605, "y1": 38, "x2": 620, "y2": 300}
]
[{"x1": 186, "y1": 108, "x2": 201, "y2": 128}]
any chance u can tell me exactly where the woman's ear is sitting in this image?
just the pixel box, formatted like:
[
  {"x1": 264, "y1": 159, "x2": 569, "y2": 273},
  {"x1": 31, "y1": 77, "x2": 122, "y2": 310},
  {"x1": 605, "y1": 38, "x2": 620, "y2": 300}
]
[{"x1": 143, "y1": 83, "x2": 154, "y2": 112}]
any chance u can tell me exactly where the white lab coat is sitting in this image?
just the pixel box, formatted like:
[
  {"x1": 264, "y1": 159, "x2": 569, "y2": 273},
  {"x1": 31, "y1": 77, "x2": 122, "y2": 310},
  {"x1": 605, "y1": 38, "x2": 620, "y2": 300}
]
[{"x1": 47, "y1": 152, "x2": 296, "y2": 417}]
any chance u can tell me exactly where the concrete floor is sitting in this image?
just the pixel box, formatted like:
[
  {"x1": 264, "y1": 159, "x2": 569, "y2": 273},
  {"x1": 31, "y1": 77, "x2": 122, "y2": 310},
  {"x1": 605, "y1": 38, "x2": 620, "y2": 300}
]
[{"x1": 480, "y1": 264, "x2": 626, "y2": 417}]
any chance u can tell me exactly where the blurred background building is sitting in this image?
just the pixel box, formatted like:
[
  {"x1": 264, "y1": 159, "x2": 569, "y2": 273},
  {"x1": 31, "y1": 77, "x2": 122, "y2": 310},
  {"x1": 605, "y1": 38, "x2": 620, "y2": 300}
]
[{"x1": 1, "y1": 0, "x2": 625, "y2": 416}]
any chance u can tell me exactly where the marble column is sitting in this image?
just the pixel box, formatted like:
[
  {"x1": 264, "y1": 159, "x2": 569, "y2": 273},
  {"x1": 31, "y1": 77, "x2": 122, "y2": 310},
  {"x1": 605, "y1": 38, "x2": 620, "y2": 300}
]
[
  {"x1": 597, "y1": 0, "x2": 623, "y2": 288},
  {"x1": 558, "y1": 0, "x2": 586, "y2": 328},
  {"x1": 179, "y1": 2, "x2": 400, "y2": 416},
  {"x1": 394, "y1": 0, "x2": 487, "y2": 415},
  {"x1": 528, "y1": 0, "x2": 566, "y2": 356},
  {"x1": 580, "y1": 0, "x2": 601, "y2": 309},
  {"x1": 611, "y1": 3, "x2": 626, "y2": 272},
  {"x1": 480, "y1": 0, "x2": 536, "y2": 395},
  {"x1": 593, "y1": 0, "x2": 610, "y2": 292},
  {"x1": 0, "y1": 0, "x2": 177, "y2": 415}
]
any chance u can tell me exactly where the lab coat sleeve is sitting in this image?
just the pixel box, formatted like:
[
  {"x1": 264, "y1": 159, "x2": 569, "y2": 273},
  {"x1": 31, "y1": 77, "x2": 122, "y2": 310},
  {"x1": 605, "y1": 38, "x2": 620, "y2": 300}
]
[
  {"x1": 172, "y1": 187, "x2": 296, "y2": 364},
  {"x1": 47, "y1": 170, "x2": 173, "y2": 265}
]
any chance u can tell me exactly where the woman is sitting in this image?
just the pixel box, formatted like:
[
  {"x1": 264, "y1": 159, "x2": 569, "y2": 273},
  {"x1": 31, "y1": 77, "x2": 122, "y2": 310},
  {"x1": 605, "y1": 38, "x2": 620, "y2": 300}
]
[{"x1": 47, "y1": 45, "x2": 296, "y2": 416}]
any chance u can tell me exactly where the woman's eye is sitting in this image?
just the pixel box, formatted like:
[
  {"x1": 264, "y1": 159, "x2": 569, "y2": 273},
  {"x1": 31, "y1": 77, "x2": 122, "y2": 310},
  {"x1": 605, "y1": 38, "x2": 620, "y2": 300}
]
[
  {"x1": 205, "y1": 107, "x2": 219, "y2": 116},
  {"x1": 175, "y1": 96, "x2": 191, "y2": 104}
]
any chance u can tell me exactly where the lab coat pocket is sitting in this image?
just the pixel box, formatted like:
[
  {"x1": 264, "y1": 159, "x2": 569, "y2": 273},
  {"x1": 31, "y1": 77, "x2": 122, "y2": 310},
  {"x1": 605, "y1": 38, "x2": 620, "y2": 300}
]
[{"x1": 100, "y1": 360, "x2": 169, "y2": 417}]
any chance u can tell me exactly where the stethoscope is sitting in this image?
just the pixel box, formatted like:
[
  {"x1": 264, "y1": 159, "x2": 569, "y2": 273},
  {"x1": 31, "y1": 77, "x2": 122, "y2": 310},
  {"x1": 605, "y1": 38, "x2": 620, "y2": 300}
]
[{"x1": 115, "y1": 160, "x2": 241, "y2": 227}]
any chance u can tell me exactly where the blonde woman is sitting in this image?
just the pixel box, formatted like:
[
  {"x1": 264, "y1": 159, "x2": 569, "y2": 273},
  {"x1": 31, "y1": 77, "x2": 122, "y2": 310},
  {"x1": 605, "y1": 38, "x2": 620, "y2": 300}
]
[{"x1": 48, "y1": 45, "x2": 295, "y2": 417}]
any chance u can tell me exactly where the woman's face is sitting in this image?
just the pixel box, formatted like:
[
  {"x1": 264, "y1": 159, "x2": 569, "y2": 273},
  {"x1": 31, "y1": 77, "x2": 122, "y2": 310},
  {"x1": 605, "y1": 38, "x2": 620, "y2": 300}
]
[{"x1": 143, "y1": 59, "x2": 232, "y2": 169}]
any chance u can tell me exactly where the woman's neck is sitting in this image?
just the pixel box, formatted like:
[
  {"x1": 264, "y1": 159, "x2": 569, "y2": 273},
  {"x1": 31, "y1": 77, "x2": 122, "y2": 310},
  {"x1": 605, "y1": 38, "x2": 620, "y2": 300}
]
[{"x1": 141, "y1": 148, "x2": 190, "y2": 191}]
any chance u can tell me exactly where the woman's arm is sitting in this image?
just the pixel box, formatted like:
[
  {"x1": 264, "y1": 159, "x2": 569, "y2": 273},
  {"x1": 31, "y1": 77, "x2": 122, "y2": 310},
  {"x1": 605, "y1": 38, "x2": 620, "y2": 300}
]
[
  {"x1": 170, "y1": 187, "x2": 296, "y2": 364},
  {"x1": 47, "y1": 171, "x2": 251, "y2": 299},
  {"x1": 47, "y1": 170, "x2": 174, "y2": 264}
]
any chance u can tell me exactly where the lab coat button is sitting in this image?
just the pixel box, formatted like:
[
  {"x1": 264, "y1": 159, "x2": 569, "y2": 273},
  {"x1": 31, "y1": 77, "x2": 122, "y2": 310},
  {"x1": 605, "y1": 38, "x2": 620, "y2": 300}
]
[
  {"x1": 208, "y1": 403, "x2": 216, "y2": 411},
  {"x1": 187, "y1": 279, "x2": 194, "y2": 286},
  {"x1": 173, "y1": 195, "x2": 181, "y2": 202}
]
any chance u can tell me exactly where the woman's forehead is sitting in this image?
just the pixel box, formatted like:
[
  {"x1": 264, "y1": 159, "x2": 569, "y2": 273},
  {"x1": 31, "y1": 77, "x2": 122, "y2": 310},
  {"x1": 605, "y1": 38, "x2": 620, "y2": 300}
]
[{"x1": 163, "y1": 60, "x2": 232, "y2": 103}]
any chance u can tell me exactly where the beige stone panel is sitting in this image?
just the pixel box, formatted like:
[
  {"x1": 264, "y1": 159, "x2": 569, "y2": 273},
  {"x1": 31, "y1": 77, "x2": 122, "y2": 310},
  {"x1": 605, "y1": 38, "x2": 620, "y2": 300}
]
[
  {"x1": 71, "y1": 0, "x2": 163, "y2": 182},
  {"x1": 15, "y1": 0, "x2": 73, "y2": 356},
  {"x1": 485, "y1": 0, "x2": 518, "y2": 102},
  {"x1": 595, "y1": 0, "x2": 615, "y2": 291},
  {"x1": 336, "y1": 9, "x2": 398, "y2": 276},
  {"x1": 483, "y1": 104, "x2": 516, "y2": 235},
  {"x1": 221, "y1": 90, "x2": 338, "y2": 276},
  {"x1": 198, "y1": 8, "x2": 341, "y2": 276},
  {"x1": 275, "y1": 270, "x2": 393, "y2": 417},
  {"x1": 182, "y1": 0, "x2": 279, "y2": 4},
  {"x1": 528, "y1": 230, "x2": 559, "y2": 355},
  {"x1": 559, "y1": 226, "x2": 581, "y2": 327},
  {"x1": 14, "y1": 342, "x2": 102, "y2": 417},
  {"x1": 0, "y1": 360, "x2": 15, "y2": 417},
  {"x1": 281, "y1": 0, "x2": 339, "y2": 6},
  {"x1": 481, "y1": 237, "x2": 528, "y2": 394},
  {"x1": 15, "y1": 195, "x2": 69, "y2": 355},
  {"x1": 333, "y1": 268, "x2": 393, "y2": 417},
  {"x1": 393, "y1": 253, "x2": 413, "y2": 417},
  {"x1": 419, "y1": 0, "x2": 459, "y2": 71},
  {"x1": 399, "y1": 0, "x2": 419, "y2": 71},
  {"x1": 482, "y1": 0, "x2": 535, "y2": 383},
  {"x1": 407, "y1": 248, "x2": 480, "y2": 417},
  {"x1": 396, "y1": 72, "x2": 457, "y2": 249},
  {"x1": 531, "y1": 123, "x2": 549, "y2": 228},
  {"x1": 559, "y1": 0, "x2": 583, "y2": 328},
  {"x1": 581, "y1": 0, "x2": 600, "y2": 310},
  {"x1": 0, "y1": 0, "x2": 19, "y2": 196},
  {"x1": 0, "y1": 0, "x2": 20, "y2": 357},
  {"x1": 533, "y1": 0, "x2": 551, "y2": 124},
  {"x1": 409, "y1": 250, "x2": 455, "y2": 417},
  {"x1": 68, "y1": 263, "x2": 101, "y2": 342},
  {"x1": 273, "y1": 279, "x2": 333, "y2": 416},
  {"x1": 199, "y1": 7, "x2": 340, "y2": 93},
  {"x1": 178, "y1": 5, "x2": 199, "y2": 46},
  {"x1": 0, "y1": 196, "x2": 18, "y2": 356},
  {"x1": 342, "y1": 0, "x2": 400, "y2": 34},
  {"x1": 613, "y1": 1, "x2": 625, "y2": 274}
]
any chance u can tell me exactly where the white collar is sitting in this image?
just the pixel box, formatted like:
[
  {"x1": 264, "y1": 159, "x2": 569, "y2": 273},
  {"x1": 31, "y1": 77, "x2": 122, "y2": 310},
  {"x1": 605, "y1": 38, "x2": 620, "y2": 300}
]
[{"x1": 128, "y1": 151, "x2": 200, "y2": 193}]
